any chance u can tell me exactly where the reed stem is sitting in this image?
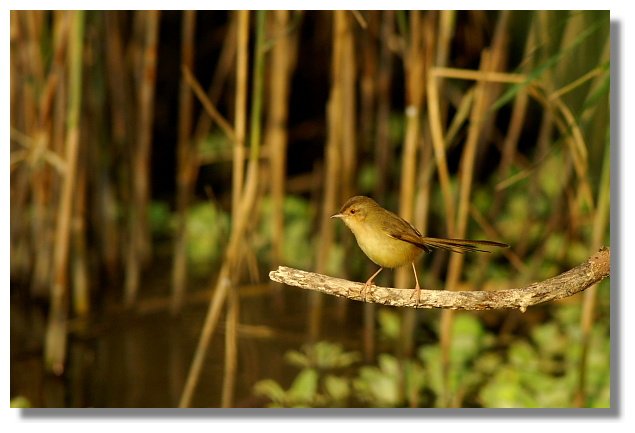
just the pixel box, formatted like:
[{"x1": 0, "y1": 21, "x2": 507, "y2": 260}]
[{"x1": 45, "y1": 10, "x2": 85, "y2": 375}]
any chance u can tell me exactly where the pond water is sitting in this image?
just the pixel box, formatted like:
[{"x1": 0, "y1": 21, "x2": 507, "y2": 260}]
[{"x1": 11, "y1": 279, "x2": 366, "y2": 408}]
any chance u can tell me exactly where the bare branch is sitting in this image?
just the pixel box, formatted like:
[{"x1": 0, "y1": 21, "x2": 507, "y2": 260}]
[{"x1": 269, "y1": 247, "x2": 610, "y2": 312}]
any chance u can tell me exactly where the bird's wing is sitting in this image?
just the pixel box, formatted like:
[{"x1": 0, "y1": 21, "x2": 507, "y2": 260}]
[
  {"x1": 388, "y1": 232, "x2": 508, "y2": 254},
  {"x1": 381, "y1": 211, "x2": 432, "y2": 253},
  {"x1": 381, "y1": 209, "x2": 509, "y2": 254}
]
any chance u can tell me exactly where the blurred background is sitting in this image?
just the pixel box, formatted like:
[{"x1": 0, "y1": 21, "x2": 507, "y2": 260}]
[{"x1": 10, "y1": 10, "x2": 610, "y2": 408}]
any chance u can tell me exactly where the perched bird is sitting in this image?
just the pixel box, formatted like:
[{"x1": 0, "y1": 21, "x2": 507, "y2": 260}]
[{"x1": 331, "y1": 195, "x2": 508, "y2": 303}]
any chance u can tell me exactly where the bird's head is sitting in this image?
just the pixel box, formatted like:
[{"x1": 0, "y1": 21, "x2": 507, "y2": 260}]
[{"x1": 331, "y1": 195, "x2": 379, "y2": 230}]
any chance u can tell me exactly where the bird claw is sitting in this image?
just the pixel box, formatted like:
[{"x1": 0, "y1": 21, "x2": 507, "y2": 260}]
[
  {"x1": 360, "y1": 282, "x2": 372, "y2": 302},
  {"x1": 347, "y1": 283, "x2": 371, "y2": 301},
  {"x1": 409, "y1": 287, "x2": 421, "y2": 306}
]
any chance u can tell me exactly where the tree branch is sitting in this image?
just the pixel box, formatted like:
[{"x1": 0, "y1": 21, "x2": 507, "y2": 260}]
[{"x1": 268, "y1": 247, "x2": 610, "y2": 312}]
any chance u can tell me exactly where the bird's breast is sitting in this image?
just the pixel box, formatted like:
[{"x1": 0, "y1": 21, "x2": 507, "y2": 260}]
[{"x1": 348, "y1": 220, "x2": 422, "y2": 268}]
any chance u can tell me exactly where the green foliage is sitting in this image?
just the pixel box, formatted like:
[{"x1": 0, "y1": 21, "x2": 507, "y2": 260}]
[
  {"x1": 353, "y1": 354, "x2": 426, "y2": 407},
  {"x1": 254, "y1": 297, "x2": 609, "y2": 408},
  {"x1": 253, "y1": 341, "x2": 360, "y2": 407},
  {"x1": 377, "y1": 308, "x2": 401, "y2": 341},
  {"x1": 493, "y1": 12, "x2": 609, "y2": 111},
  {"x1": 256, "y1": 11, "x2": 611, "y2": 410},
  {"x1": 479, "y1": 303, "x2": 609, "y2": 408},
  {"x1": 255, "y1": 195, "x2": 315, "y2": 270},
  {"x1": 284, "y1": 341, "x2": 361, "y2": 370},
  {"x1": 185, "y1": 202, "x2": 230, "y2": 276},
  {"x1": 197, "y1": 131, "x2": 232, "y2": 161},
  {"x1": 148, "y1": 200, "x2": 173, "y2": 237},
  {"x1": 417, "y1": 313, "x2": 495, "y2": 407},
  {"x1": 10, "y1": 395, "x2": 31, "y2": 408},
  {"x1": 389, "y1": 112, "x2": 406, "y2": 145},
  {"x1": 358, "y1": 163, "x2": 378, "y2": 195}
]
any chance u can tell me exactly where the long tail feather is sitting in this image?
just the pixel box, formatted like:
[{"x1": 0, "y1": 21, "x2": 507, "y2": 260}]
[{"x1": 416, "y1": 237, "x2": 509, "y2": 254}]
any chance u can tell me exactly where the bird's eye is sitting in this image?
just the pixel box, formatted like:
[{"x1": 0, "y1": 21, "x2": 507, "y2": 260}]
[{"x1": 350, "y1": 208, "x2": 356, "y2": 214}]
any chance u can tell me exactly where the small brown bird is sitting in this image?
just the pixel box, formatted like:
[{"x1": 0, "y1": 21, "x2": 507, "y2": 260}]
[{"x1": 331, "y1": 196, "x2": 508, "y2": 303}]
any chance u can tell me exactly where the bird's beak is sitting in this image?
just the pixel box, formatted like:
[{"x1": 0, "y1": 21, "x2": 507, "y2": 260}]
[{"x1": 330, "y1": 213, "x2": 343, "y2": 219}]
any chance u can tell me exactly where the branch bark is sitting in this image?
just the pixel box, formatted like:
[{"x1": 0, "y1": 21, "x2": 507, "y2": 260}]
[{"x1": 269, "y1": 247, "x2": 610, "y2": 312}]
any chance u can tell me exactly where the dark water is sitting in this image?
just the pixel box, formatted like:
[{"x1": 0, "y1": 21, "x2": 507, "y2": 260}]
[{"x1": 10, "y1": 281, "x2": 365, "y2": 408}]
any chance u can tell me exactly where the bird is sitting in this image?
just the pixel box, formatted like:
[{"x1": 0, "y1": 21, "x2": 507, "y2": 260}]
[{"x1": 331, "y1": 195, "x2": 509, "y2": 304}]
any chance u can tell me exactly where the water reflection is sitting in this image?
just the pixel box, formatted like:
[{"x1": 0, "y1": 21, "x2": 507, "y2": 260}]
[{"x1": 11, "y1": 286, "x2": 364, "y2": 408}]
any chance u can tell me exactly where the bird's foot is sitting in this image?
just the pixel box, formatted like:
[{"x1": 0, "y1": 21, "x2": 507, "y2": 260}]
[
  {"x1": 409, "y1": 285, "x2": 421, "y2": 306},
  {"x1": 360, "y1": 281, "x2": 373, "y2": 302}
]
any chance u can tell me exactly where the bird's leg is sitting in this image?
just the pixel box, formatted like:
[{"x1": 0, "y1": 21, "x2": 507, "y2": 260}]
[
  {"x1": 409, "y1": 262, "x2": 421, "y2": 306},
  {"x1": 360, "y1": 267, "x2": 383, "y2": 301}
]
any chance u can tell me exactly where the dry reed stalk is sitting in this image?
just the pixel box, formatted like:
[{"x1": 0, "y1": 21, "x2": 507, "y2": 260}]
[
  {"x1": 443, "y1": 87, "x2": 474, "y2": 147},
  {"x1": 183, "y1": 66, "x2": 236, "y2": 141},
  {"x1": 136, "y1": 10, "x2": 159, "y2": 262},
  {"x1": 45, "y1": 10, "x2": 85, "y2": 375},
  {"x1": 361, "y1": 11, "x2": 394, "y2": 362},
  {"x1": 9, "y1": 13, "x2": 28, "y2": 283},
  {"x1": 433, "y1": 10, "x2": 456, "y2": 133},
  {"x1": 406, "y1": 121, "x2": 436, "y2": 407},
  {"x1": 435, "y1": 11, "x2": 455, "y2": 71},
  {"x1": 351, "y1": 10, "x2": 367, "y2": 28},
  {"x1": 92, "y1": 14, "x2": 122, "y2": 281},
  {"x1": 553, "y1": 11, "x2": 586, "y2": 102},
  {"x1": 233, "y1": 11, "x2": 249, "y2": 215},
  {"x1": 20, "y1": 12, "x2": 65, "y2": 296},
  {"x1": 374, "y1": 11, "x2": 394, "y2": 203},
  {"x1": 103, "y1": 13, "x2": 132, "y2": 281},
  {"x1": 527, "y1": 86, "x2": 594, "y2": 210},
  {"x1": 495, "y1": 74, "x2": 598, "y2": 267},
  {"x1": 340, "y1": 13, "x2": 357, "y2": 211},
  {"x1": 439, "y1": 50, "x2": 496, "y2": 408},
  {"x1": 413, "y1": 125, "x2": 435, "y2": 241},
  {"x1": 124, "y1": 10, "x2": 160, "y2": 307},
  {"x1": 398, "y1": 10, "x2": 424, "y2": 224},
  {"x1": 545, "y1": 94, "x2": 594, "y2": 210},
  {"x1": 550, "y1": 67, "x2": 606, "y2": 102},
  {"x1": 37, "y1": 14, "x2": 69, "y2": 128},
  {"x1": 580, "y1": 37, "x2": 609, "y2": 184},
  {"x1": 25, "y1": 11, "x2": 45, "y2": 84},
  {"x1": 221, "y1": 286, "x2": 239, "y2": 407},
  {"x1": 473, "y1": 11, "x2": 509, "y2": 166},
  {"x1": 575, "y1": 140, "x2": 610, "y2": 407},
  {"x1": 574, "y1": 88, "x2": 611, "y2": 407},
  {"x1": 396, "y1": 11, "x2": 426, "y2": 360},
  {"x1": 336, "y1": 9, "x2": 357, "y2": 323},
  {"x1": 226, "y1": 9, "x2": 265, "y2": 406},
  {"x1": 442, "y1": 11, "x2": 510, "y2": 310},
  {"x1": 29, "y1": 124, "x2": 53, "y2": 293},
  {"x1": 105, "y1": 12, "x2": 132, "y2": 149},
  {"x1": 84, "y1": 14, "x2": 120, "y2": 284},
  {"x1": 14, "y1": 12, "x2": 38, "y2": 135},
  {"x1": 524, "y1": 12, "x2": 559, "y2": 256},
  {"x1": 248, "y1": 10, "x2": 266, "y2": 164},
  {"x1": 178, "y1": 118, "x2": 262, "y2": 409},
  {"x1": 48, "y1": 41, "x2": 69, "y2": 281},
  {"x1": 171, "y1": 10, "x2": 197, "y2": 314},
  {"x1": 9, "y1": 176, "x2": 30, "y2": 283},
  {"x1": 71, "y1": 138, "x2": 89, "y2": 317},
  {"x1": 179, "y1": 10, "x2": 267, "y2": 407},
  {"x1": 265, "y1": 10, "x2": 296, "y2": 303},
  {"x1": 433, "y1": 67, "x2": 525, "y2": 84},
  {"x1": 192, "y1": 15, "x2": 237, "y2": 142},
  {"x1": 310, "y1": 10, "x2": 351, "y2": 340},
  {"x1": 427, "y1": 69, "x2": 456, "y2": 237},
  {"x1": 496, "y1": 84, "x2": 529, "y2": 189},
  {"x1": 359, "y1": 12, "x2": 378, "y2": 159}
]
